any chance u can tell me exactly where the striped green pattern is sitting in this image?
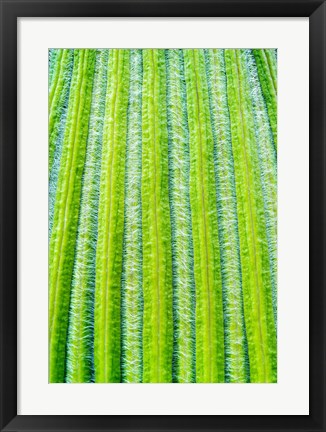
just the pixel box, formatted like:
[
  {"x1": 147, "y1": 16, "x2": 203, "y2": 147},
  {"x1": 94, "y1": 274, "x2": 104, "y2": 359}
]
[{"x1": 49, "y1": 48, "x2": 277, "y2": 383}]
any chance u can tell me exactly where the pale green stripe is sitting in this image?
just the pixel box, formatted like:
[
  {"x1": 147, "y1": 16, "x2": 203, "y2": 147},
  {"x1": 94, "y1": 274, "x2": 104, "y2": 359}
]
[
  {"x1": 244, "y1": 49, "x2": 277, "y2": 329},
  {"x1": 205, "y1": 48, "x2": 249, "y2": 383},
  {"x1": 142, "y1": 49, "x2": 173, "y2": 383},
  {"x1": 121, "y1": 49, "x2": 143, "y2": 383},
  {"x1": 49, "y1": 49, "x2": 96, "y2": 383},
  {"x1": 166, "y1": 49, "x2": 196, "y2": 383},
  {"x1": 253, "y1": 49, "x2": 277, "y2": 150},
  {"x1": 264, "y1": 49, "x2": 277, "y2": 95},
  {"x1": 49, "y1": 49, "x2": 74, "y2": 237},
  {"x1": 49, "y1": 49, "x2": 59, "y2": 89},
  {"x1": 66, "y1": 50, "x2": 109, "y2": 383},
  {"x1": 238, "y1": 49, "x2": 277, "y2": 382},
  {"x1": 94, "y1": 49, "x2": 130, "y2": 383},
  {"x1": 184, "y1": 49, "x2": 224, "y2": 383},
  {"x1": 49, "y1": 49, "x2": 63, "y2": 108},
  {"x1": 225, "y1": 49, "x2": 276, "y2": 383},
  {"x1": 49, "y1": 49, "x2": 74, "y2": 172}
]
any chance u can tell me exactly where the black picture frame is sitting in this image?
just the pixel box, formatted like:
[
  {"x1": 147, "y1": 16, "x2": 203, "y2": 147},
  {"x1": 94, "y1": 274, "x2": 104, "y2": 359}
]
[{"x1": 1, "y1": 1, "x2": 325, "y2": 431}]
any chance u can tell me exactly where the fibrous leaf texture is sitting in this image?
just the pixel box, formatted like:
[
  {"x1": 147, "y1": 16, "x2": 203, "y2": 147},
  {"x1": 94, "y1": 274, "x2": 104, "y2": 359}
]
[{"x1": 49, "y1": 48, "x2": 277, "y2": 383}]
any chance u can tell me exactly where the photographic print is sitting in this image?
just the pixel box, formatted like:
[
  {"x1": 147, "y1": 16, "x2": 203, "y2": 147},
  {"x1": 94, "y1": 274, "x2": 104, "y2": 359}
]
[{"x1": 49, "y1": 48, "x2": 277, "y2": 383}]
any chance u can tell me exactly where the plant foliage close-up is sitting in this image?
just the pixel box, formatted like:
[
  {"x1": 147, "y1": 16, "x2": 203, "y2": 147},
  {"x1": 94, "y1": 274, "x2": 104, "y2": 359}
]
[{"x1": 49, "y1": 48, "x2": 277, "y2": 384}]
